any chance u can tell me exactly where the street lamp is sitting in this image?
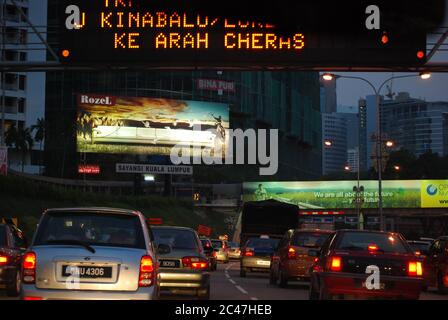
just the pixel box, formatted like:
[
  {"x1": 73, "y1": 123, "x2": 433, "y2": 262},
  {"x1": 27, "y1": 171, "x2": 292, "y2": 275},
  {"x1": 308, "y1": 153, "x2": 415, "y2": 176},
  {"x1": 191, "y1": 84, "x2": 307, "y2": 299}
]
[
  {"x1": 324, "y1": 140, "x2": 333, "y2": 147},
  {"x1": 344, "y1": 165, "x2": 351, "y2": 172},
  {"x1": 322, "y1": 72, "x2": 431, "y2": 231},
  {"x1": 393, "y1": 165, "x2": 401, "y2": 171},
  {"x1": 385, "y1": 140, "x2": 395, "y2": 148}
]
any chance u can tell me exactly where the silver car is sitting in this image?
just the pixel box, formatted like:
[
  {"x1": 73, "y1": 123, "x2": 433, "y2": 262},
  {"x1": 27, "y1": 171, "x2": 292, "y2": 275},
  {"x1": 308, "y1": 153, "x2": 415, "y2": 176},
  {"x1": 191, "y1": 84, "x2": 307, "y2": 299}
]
[
  {"x1": 21, "y1": 207, "x2": 159, "y2": 300},
  {"x1": 152, "y1": 226, "x2": 210, "y2": 299}
]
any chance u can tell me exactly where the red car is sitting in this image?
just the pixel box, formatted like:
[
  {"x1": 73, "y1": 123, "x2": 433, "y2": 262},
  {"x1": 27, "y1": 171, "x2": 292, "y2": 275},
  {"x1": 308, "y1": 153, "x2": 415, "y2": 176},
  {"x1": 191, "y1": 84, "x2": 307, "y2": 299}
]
[{"x1": 309, "y1": 230, "x2": 424, "y2": 300}]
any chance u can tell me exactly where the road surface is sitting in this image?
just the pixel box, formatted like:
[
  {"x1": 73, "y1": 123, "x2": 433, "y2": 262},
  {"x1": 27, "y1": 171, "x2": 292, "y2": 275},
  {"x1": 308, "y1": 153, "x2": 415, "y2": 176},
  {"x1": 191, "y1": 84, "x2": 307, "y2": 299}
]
[{"x1": 1, "y1": 262, "x2": 446, "y2": 300}]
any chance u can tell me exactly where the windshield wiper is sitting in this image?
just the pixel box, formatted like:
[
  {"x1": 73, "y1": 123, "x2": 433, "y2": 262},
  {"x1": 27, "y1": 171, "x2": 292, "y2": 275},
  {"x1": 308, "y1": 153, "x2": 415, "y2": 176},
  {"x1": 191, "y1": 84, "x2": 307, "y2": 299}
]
[{"x1": 45, "y1": 240, "x2": 96, "y2": 254}]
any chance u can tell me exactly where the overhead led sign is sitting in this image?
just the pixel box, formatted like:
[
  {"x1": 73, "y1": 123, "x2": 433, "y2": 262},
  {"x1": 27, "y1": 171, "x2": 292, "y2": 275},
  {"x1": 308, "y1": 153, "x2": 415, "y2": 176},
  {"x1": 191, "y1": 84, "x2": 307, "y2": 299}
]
[{"x1": 59, "y1": 0, "x2": 441, "y2": 68}]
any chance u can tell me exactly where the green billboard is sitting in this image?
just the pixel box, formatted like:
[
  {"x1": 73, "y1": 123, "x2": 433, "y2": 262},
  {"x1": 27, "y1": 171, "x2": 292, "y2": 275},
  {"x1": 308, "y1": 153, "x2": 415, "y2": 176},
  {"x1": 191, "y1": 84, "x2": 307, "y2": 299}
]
[{"x1": 243, "y1": 180, "x2": 448, "y2": 209}]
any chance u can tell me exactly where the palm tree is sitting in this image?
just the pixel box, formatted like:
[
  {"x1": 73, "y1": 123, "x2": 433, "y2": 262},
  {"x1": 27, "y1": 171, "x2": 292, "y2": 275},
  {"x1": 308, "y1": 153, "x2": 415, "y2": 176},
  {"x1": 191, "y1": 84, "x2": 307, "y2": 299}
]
[
  {"x1": 32, "y1": 118, "x2": 45, "y2": 174},
  {"x1": 5, "y1": 125, "x2": 34, "y2": 172}
]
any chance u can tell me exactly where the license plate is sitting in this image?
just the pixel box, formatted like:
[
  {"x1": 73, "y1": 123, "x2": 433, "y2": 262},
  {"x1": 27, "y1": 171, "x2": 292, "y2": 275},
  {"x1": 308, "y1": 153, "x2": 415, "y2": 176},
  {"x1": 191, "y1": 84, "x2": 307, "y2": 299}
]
[
  {"x1": 62, "y1": 265, "x2": 112, "y2": 279},
  {"x1": 361, "y1": 281, "x2": 386, "y2": 290},
  {"x1": 256, "y1": 260, "x2": 271, "y2": 266},
  {"x1": 160, "y1": 260, "x2": 179, "y2": 268}
]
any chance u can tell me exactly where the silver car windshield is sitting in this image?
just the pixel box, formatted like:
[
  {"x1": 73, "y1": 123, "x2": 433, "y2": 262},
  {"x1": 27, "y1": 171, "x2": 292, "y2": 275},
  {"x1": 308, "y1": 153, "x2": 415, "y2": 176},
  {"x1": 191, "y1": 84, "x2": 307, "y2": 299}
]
[{"x1": 34, "y1": 212, "x2": 145, "y2": 249}]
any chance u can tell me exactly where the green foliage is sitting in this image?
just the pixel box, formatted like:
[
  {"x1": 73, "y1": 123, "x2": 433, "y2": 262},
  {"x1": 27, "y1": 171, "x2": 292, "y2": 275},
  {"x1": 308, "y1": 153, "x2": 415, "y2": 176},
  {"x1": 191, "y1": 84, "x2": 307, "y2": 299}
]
[{"x1": 0, "y1": 175, "x2": 225, "y2": 239}]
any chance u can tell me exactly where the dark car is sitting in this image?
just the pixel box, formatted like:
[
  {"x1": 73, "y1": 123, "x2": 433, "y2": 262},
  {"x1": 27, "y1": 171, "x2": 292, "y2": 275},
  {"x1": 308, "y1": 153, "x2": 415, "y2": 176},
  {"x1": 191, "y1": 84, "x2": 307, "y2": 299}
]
[
  {"x1": 240, "y1": 236, "x2": 280, "y2": 277},
  {"x1": 270, "y1": 229, "x2": 334, "y2": 286},
  {"x1": 0, "y1": 223, "x2": 28, "y2": 297},
  {"x1": 152, "y1": 226, "x2": 210, "y2": 299},
  {"x1": 200, "y1": 238, "x2": 217, "y2": 271},
  {"x1": 423, "y1": 236, "x2": 448, "y2": 294},
  {"x1": 407, "y1": 240, "x2": 432, "y2": 258},
  {"x1": 309, "y1": 230, "x2": 424, "y2": 300}
]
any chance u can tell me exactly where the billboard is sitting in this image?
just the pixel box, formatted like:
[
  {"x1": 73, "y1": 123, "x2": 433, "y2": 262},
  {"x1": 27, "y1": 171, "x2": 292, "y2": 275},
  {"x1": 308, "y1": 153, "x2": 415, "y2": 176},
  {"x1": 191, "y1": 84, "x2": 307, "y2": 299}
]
[
  {"x1": 243, "y1": 180, "x2": 448, "y2": 209},
  {"x1": 76, "y1": 94, "x2": 229, "y2": 156}
]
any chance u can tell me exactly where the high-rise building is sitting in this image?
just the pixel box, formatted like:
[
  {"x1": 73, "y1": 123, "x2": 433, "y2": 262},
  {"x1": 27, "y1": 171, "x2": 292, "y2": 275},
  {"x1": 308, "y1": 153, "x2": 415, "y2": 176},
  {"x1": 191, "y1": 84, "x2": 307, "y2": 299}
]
[
  {"x1": 347, "y1": 147, "x2": 359, "y2": 173},
  {"x1": 382, "y1": 92, "x2": 448, "y2": 157},
  {"x1": 1, "y1": 0, "x2": 47, "y2": 174},
  {"x1": 44, "y1": 70, "x2": 323, "y2": 181},
  {"x1": 322, "y1": 113, "x2": 347, "y2": 175},
  {"x1": 319, "y1": 77, "x2": 337, "y2": 113}
]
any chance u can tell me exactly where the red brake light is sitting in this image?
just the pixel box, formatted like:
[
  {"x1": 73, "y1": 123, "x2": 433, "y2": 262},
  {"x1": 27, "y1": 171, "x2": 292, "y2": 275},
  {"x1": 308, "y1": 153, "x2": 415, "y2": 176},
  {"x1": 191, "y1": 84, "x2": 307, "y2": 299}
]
[
  {"x1": 244, "y1": 249, "x2": 254, "y2": 257},
  {"x1": 139, "y1": 255, "x2": 154, "y2": 287},
  {"x1": 182, "y1": 257, "x2": 208, "y2": 270},
  {"x1": 408, "y1": 261, "x2": 423, "y2": 277},
  {"x1": 0, "y1": 255, "x2": 8, "y2": 266},
  {"x1": 330, "y1": 256, "x2": 342, "y2": 272},
  {"x1": 22, "y1": 252, "x2": 36, "y2": 284},
  {"x1": 23, "y1": 296, "x2": 43, "y2": 301},
  {"x1": 368, "y1": 244, "x2": 378, "y2": 252},
  {"x1": 287, "y1": 247, "x2": 296, "y2": 259},
  {"x1": 212, "y1": 251, "x2": 217, "y2": 258}
]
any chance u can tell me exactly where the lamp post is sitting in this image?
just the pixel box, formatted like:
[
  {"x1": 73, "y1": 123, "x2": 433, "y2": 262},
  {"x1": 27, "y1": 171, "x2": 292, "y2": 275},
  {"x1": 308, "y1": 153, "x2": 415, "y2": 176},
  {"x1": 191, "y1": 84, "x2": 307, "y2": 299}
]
[{"x1": 322, "y1": 72, "x2": 431, "y2": 231}]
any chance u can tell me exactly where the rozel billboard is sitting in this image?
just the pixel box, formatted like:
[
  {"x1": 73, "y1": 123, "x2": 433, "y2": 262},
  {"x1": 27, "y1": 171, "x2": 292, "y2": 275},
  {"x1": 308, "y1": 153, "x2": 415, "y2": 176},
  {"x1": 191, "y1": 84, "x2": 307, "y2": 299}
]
[{"x1": 76, "y1": 94, "x2": 229, "y2": 156}]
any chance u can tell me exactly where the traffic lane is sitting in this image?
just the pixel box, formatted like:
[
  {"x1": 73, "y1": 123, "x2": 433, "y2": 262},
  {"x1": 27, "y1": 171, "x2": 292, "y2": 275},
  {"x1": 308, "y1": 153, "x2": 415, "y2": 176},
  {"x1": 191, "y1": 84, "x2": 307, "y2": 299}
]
[
  {"x1": 211, "y1": 263, "x2": 257, "y2": 300},
  {"x1": 215, "y1": 262, "x2": 309, "y2": 300},
  {"x1": 0, "y1": 292, "x2": 18, "y2": 300}
]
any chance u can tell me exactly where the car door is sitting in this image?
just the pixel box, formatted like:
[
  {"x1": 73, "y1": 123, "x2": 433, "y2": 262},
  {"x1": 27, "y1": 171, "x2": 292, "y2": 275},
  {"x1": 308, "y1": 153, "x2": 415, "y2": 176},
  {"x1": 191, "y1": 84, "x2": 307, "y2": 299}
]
[
  {"x1": 3, "y1": 226, "x2": 23, "y2": 272},
  {"x1": 425, "y1": 240, "x2": 441, "y2": 286},
  {"x1": 278, "y1": 231, "x2": 293, "y2": 271},
  {"x1": 271, "y1": 234, "x2": 286, "y2": 275}
]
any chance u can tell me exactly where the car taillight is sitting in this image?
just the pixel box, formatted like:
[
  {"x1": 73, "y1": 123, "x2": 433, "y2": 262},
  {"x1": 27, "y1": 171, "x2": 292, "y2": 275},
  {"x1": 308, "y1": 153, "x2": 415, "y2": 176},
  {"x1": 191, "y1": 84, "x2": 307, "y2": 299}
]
[
  {"x1": 0, "y1": 255, "x2": 9, "y2": 266},
  {"x1": 182, "y1": 257, "x2": 208, "y2": 270},
  {"x1": 139, "y1": 255, "x2": 154, "y2": 287},
  {"x1": 287, "y1": 247, "x2": 296, "y2": 259},
  {"x1": 23, "y1": 296, "x2": 43, "y2": 301},
  {"x1": 212, "y1": 251, "x2": 217, "y2": 258},
  {"x1": 368, "y1": 244, "x2": 378, "y2": 252},
  {"x1": 408, "y1": 261, "x2": 423, "y2": 277},
  {"x1": 330, "y1": 256, "x2": 342, "y2": 272},
  {"x1": 22, "y1": 252, "x2": 36, "y2": 284},
  {"x1": 244, "y1": 249, "x2": 254, "y2": 257}
]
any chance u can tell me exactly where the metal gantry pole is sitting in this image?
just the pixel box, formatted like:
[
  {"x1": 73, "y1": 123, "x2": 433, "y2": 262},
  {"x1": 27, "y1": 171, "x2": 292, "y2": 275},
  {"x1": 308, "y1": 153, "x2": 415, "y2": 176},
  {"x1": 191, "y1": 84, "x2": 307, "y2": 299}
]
[
  {"x1": 1, "y1": 0, "x2": 5, "y2": 147},
  {"x1": 375, "y1": 93, "x2": 384, "y2": 231}
]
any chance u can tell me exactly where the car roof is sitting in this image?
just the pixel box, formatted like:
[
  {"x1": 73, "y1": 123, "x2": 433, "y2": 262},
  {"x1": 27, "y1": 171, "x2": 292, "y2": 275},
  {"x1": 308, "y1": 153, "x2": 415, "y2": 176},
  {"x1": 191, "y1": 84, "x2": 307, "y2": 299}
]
[
  {"x1": 151, "y1": 226, "x2": 195, "y2": 232},
  {"x1": 44, "y1": 207, "x2": 142, "y2": 216},
  {"x1": 336, "y1": 229, "x2": 397, "y2": 235},
  {"x1": 408, "y1": 240, "x2": 431, "y2": 244},
  {"x1": 294, "y1": 229, "x2": 334, "y2": 234}
]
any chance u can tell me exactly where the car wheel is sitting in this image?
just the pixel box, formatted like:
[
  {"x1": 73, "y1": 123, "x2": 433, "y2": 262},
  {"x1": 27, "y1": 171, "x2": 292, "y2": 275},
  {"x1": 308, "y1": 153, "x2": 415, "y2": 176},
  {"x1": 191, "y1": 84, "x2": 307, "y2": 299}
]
[
  {"x1": 437, "y1": 273, "x2": 448, "y2": 294},
  {"x1": 278, "y1": 269, "x2": 288, "y2": 288},
  {"x1": 309, "y1": 281, "x2": 319, "y2": 300},
  {"x1": 269, "y1": 269, "x2": 277, "y2": 285},
  {"x1": 319, "y1": 286, "x2": 332, "y2": 300},
  {"x1": 198, "y1": 287, "x2": 210, "y2": 300},
  {"x1": 240, "y1": 267, "x2": 247, "y2": 277},
  {"x1": 6, "y1": 269, "x2": 21, "y2": 297}
]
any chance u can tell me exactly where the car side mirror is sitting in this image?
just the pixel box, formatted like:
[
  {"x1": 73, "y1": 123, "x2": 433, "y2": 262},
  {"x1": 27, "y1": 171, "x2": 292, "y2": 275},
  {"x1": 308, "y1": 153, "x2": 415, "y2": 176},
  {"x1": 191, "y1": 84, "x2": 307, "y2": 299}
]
[
  {"x1": 157, "y1": 244, "x2": 171, "y2": 255},
  {"x1": 308, "y1": 249, "x2": 320, "y2": 257}
]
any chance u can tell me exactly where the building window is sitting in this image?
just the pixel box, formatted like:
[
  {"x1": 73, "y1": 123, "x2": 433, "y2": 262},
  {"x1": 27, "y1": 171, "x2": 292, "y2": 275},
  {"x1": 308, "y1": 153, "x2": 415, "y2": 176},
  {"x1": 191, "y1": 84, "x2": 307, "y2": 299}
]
[
  {"x1": 19, "y1": 75, "x2": 26, "y2": 90},
  {"x1": 18, "y1": 98, "x2": 25, "y2": 114}
]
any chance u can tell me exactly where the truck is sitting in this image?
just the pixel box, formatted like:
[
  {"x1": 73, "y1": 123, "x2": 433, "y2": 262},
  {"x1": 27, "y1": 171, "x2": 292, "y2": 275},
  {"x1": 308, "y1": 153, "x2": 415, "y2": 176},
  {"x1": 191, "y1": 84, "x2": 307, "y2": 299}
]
[{"x1": 236, "y1": 199, "x2": 300, "y2": 246}]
